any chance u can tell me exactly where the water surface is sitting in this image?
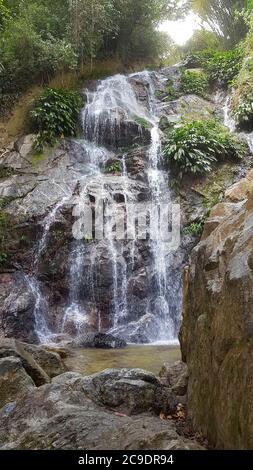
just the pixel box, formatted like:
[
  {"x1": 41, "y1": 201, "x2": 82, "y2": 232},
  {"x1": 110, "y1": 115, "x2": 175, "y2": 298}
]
[{"x1": 65, "y1": 344, "x2": 181, "y2": 376}]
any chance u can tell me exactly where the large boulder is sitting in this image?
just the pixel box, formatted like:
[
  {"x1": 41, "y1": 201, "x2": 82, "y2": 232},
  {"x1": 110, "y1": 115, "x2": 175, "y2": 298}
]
[
  {"x1": 0, "y1": 369, "x2": 201, "y2": 450},
  {"x1": 73, "y1": 332, "x2": 127, "y2": 349},
  {"x1": 21, "y1": 342, "x2": 67, "y2": 378},
  {"x1": 180, "y1": 171, "x2": 253, "y2": 449},
  {"x1": 80, "y1": 368, "x2": 177, "y2": 415},
  {"x1": 0, "y1": 339, "x2": 50, "y2": 386},
  {"x1": 0, "y1": 357, "x2": 35, "y2": 409}
]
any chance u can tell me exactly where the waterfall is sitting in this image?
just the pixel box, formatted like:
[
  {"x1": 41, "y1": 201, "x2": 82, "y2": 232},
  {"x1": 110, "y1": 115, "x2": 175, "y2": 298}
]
[
  {"x1": 33, "y1": 70, "x2": 182, "y2": 344},
  {"x1": 28, "y1": 193, "x2": 71, "y2": 342},
  {"x1": 82, "y1": 71, "x2": 179, "y2": 342}
]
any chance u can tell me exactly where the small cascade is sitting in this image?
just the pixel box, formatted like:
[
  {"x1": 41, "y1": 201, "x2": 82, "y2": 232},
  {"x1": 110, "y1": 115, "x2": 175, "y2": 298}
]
[
  {"x1": 62, "y1": 241, "x2": 87, "y2": 335},
  {"x1": 28, "y1": 195, "x2": 70, "y2": 342},
  {"x1": 83, "y1": 74, "x2": 151, "y2": 146},
  {"x1": 223, "y1": 96, "x2": 236, "y2": 133}
]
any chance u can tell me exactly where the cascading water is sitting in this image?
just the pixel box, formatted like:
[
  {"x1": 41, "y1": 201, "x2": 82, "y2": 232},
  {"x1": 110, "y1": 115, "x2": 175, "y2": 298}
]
[
  {"x1": 27, "y1": 193, "x2": 71, "y2": 342},
  {"x1": 32, "y1": 70, "x2": 182, "y2": 344},
  {"x1": 78, "y1": 71, "x2": 179, "y2": 342}
]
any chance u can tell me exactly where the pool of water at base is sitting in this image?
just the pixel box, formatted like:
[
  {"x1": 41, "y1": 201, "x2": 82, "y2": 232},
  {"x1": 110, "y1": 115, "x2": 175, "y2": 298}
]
[{"x1": 65, "y1": 344, "x2": 181, "y2": 376}]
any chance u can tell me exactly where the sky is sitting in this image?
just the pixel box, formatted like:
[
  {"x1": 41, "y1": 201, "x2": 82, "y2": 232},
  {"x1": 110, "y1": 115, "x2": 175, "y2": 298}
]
[{"x1": 159, "y1": 12, "x2": 202, "y2": 45}]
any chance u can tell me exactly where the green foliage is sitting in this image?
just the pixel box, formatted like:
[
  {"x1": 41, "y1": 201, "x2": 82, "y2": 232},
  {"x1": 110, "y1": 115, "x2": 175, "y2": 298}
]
[
  {"x1": 182, "y1": 29, "x2": 221, "y2": 54},
  {"x1": 105, "y1": 160, "x2": 122, "y2": 173},
  {"x1": 163, "y1": 120, "x2": 246, "y2": 178},
  {"x1": 183, "y1": 220, "x2": 205, "y2": 236},
  {"x1": 234, "y1": 93, "x2": 253, "y2": 129},
  {"x1": 191, "y1": 0, "x2": 248, "y2": 48},
  {"x1": 232, "y1": 17, "x2": 253, "y2": 130},
  {"x1": 0, "y1": 0, "x2": 185, "y2": 98},
  {"x1": 31, "y1": 88, "x2": 82, "y2": 150},
  {"x1": 184, "y1": 48, "x2": 243, "y2": 89},
  {"x1": 0, "y1": 166, "x2": 15, "y2": 179},
  {"x1": 207, "y1": 49, "x2": 243, "y2": 87},
  {"x1": 180, "y1": 70, "x2": 208, "y2": 97},
  {"x1": 0, "y1": 5, "x2": 77, "y2": 94},
  {"x1": 165, "y1": 79, "x2": 178, "y2": 101},
  {"x1": 134, "y1": 116, "x2": 151, "y2": 129}
]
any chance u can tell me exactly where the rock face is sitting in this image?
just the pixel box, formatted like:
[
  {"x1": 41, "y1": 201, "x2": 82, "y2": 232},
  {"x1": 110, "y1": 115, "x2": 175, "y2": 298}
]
[
  {"x1": 159, "y1": 361, "x2": 188, "y2": 397},
  {"x1": 0, "y1": 367, "x2": 203, "y2": 450},
  {"x1": 0, "y1": 357, "x2": 35, "y2": 408},
  {"x1": 0, "y1": 339, "x2": 66, "y2": 383},
  {"x1": 0, "y1": 339, "x2": 50, "y2": 386},
  {"x1": 21, "y1": 342, "x2": 67, "y2": 378},
  {"x1": 81, "y1": 368, "x2": 177, "y2": 415},
  {"x1": 180, "y1": 171, "x2": 253, "y2": 449}
]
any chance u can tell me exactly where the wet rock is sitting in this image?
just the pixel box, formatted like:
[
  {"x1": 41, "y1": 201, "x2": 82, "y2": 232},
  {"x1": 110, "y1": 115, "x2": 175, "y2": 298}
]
[
  {"x1": 225, "y1": 169, "x2": 253, "y2": 202},
  {"x1": 180, "y1": 171, "x2": 253, "y2": 449},
  {"x1": 85, "y1": 107, "x2": 151, "y2": 149},
  {"x1": 21, "y1": 342, "x2": 67, "y2": 378},
  {"x1": 81, "y1": 368, "x2": 177, "y2": 415},
  {"x1": 0, "y1": 357, "x2": 35, "y2": 408},
  {"x1": 129, "y1": 77, "x2": 150, "y2": 106},
  {"x1": 73, "y1": 332, "x2": 127, "y2": 349},
  {"x1": 0, "y1": 368, "x2": 198, "y2": 450},
  {"x1": 159, "y1": 361, "x2": 188, "y2": 396},
  {"x1": 0, "y1": 273, "x2": 36, "y2": 343},
  {"x1": 0, "y1": 339, "x2": 50, "y2": 386},
  {"x1": 159, "y1": 115, "x2": 176, "y2": 131},
  {"x1": 110, "y1": 313, "x2": 162, "y2": 344},
  {"x1": 160, "y1": 95, "x2": 214, "y2": 123},
  {"x1": 124, "y1": 146, "x2": 147, "y2": 179}
]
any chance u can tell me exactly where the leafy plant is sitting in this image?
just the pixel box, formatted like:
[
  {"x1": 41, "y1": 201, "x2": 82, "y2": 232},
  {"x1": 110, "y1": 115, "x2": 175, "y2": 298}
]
[
  {"x1": 183, "y1": 220, "x2": 205, "y2": 236},
  {"x1": 134, "y1": 116, "x2": 151, "y2": 130},
  {"x1": 165, "y1": 79, "x2": 178, "y2": 101},
  {"x1": 206, "y1": 49, "x2": 242, "y2": 87},
  {"x1": 180, "y1": 70, "x2": 208, "y2": 97},
  {"x1": 105, "y1": 160, "x2": 122, "y2": 173},
  {"x1": 0, "y1": 166, "x2": 15, "y2": 179},
  {"x1": 234, "y1": 93, "x2": 253, "y2": 129},
  {"x1": 31, "y1": 88, "x2": 82, "y2": 151},
  {"x1": 163, "y1": 119, "x2": 246, "y2": 178},
  {"x1": 183, "y1": 49, "x2": 243, "y2": 88}
]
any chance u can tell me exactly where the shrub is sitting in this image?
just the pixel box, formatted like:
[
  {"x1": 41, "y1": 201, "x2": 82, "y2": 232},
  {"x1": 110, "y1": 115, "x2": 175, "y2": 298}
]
[
  {"x1": 180, "y1": 70, "x2": 208, "y2": 97},
  {"x1": 234, "y1": 93, "x2": 253, "y2": 129},
  {"x1": 31, "y1": 88, "x2": 82, "y2": 150},
  {"x1": 183, "y1": 220, "x2": 205, "y2": 237},
  {"x1": 165, "y1": 79, "x2": 179, "y2": 101},
  {"x1": 163, "y1": 120, "x2": 246, "y2": 178},
  {"x1": 134, "y1": 116, "x2": 151, "y2": 129},
  {"x1": 183, "y1": 50, "x2": 217, "y2": 69},
  {"x1": 105, "y1": 161, "x2": 122, "y2": 173},
  {"x1": 207, "y1": 49, "x2": 243, "y2": 88},
  {"x1": 183, "y1": 49, "x2": 243, "y2": 88},
  {"x1": 232, "y1": 18, "x2": 253, "y2": 130}
]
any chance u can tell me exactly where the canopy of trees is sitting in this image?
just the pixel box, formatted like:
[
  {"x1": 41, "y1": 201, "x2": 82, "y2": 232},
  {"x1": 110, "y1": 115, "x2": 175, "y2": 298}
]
[
  {"x1": 191, "y1": 0, "x2": 249, "y2": 47},
  {"x1": 0, "y1": 0, "x2": 187, "y2": 96}
]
